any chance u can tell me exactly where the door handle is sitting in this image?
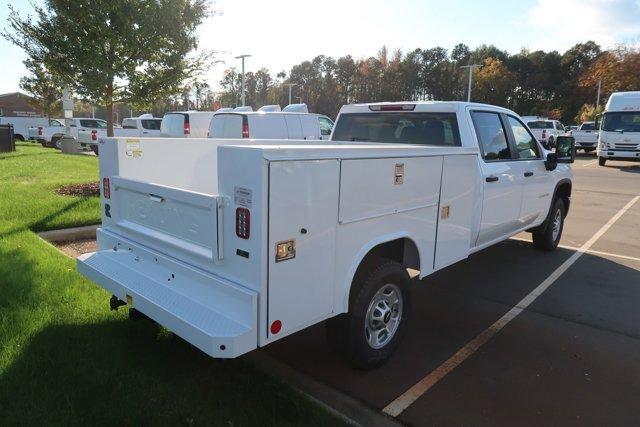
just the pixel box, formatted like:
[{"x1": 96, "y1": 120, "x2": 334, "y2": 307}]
[
  {"x1": 148, "y1": 194, "x2": 164, "y2": 203},
  {"x1": 485, "y1": 176, "x2": 499, "y2": 183},
  {"x1": 524, "y1": 171, "x2": 534, "y2": 177}
]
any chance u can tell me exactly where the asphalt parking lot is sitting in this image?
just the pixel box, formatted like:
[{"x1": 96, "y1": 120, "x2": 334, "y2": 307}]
[{"x1": 266, "y1": 154, "x2": 640, "y2": 425}]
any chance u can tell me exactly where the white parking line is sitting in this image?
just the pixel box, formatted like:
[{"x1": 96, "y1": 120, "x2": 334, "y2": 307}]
[
  {"x1": 382, "y1": 195, "x2": 640, "y2": 417},
  {"x1": 510, "y1": 237, "x2": 640, "y2": 262},
  {"x1": 582, "y1": 159, "x2": 598, "y2": 167}
]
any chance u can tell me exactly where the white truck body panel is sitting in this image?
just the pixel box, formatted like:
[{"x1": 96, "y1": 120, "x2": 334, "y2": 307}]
[
  {"x1": 0, "y1": 116, "x2": 49, "y2": 140},
  {"x1": 209, "y1": 112, "x2": 333, "y2": 141},
  {"x1": 78, "y1": 101, "x2": 572, "y2": 361},
  {"x1": 597, "y1": 92, "x2": 640, "y2": 162}
]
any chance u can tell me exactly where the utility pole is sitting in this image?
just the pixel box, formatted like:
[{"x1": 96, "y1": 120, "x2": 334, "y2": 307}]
[
  {"x1": 596, "y1": 78, "x2": 602, "y2": 110},
  {"x1": 460, "y1": 64, "x2": 481, "y2": 102},
  {"x1": 235, "y1": 54, "x2": 251, "y2": 106},
  {"x1": 284, "y1": 83, "x2": 296, "y2": 105}
]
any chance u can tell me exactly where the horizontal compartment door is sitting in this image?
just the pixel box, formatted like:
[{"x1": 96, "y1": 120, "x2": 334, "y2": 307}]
[{"x1": 109, "y1": 177, "x2": 220, "y2": 263}]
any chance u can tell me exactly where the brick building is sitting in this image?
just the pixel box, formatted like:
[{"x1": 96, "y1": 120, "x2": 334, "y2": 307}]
[{"x1": 0, "y1": 92, "x2": 41, "y2": 117}]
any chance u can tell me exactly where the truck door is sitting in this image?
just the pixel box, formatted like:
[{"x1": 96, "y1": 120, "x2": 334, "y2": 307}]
[
  {"x1": 300, "y1": 115, "x2": 319, "y2": 140},
  {"x1": 470, "y1": 111, "x2": 524, "y2": 246},
  {"x1": 268, "y1": 160, "x2": 339, "y2": 339},
  {"x1": 284, "y1": 115, "x2": 303, "y2": 139},
  {"x1": 504, "y1": 115, "x2": 552, "y2": 226}
]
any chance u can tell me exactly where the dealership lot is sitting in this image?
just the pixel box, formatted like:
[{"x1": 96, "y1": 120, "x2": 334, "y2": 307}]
[{"x1": 266, "y1": 154, "x2": 640, "y2": 425}]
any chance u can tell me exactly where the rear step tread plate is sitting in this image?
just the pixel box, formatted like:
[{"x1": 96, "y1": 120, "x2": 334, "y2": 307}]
[{"x1": 78, "y1": 249, "x2": 257, "y2": 358}]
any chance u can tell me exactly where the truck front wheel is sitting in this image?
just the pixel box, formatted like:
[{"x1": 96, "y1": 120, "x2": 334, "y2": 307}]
[
  {"x1": 532, "y1": 198, "x2": 565, "y2": 251},
  {"x1": 598, "y1": 157, "x2": 606, "y2": 166},
  {"x1": 326, "y1": 258, "x2": 411, "y2": 370}
]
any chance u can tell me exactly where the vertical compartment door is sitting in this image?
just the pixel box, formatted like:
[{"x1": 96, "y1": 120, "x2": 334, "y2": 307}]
[{"x1": 268, "y1": 160, "x2": 339, "y2": 339}]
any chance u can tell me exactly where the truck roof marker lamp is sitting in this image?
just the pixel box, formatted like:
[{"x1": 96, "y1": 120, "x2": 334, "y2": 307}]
[{"x1": 369, "y1": 104, "x2": 415, "y2": 112}]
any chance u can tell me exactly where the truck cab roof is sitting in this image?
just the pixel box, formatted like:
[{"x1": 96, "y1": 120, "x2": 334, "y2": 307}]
[{"x1": 337, "y1": 101, "x2": 516, "y2": 116}]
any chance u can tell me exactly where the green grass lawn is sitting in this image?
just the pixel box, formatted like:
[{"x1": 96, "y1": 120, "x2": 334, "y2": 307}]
[{"x1": 0, "y1": 143, "x2": 342, "y2": 425}]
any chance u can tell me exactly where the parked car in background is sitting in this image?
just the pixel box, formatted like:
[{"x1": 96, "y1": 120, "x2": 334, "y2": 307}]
[
  {"x1": 526, "y1": 119, "x2": 568, "y2": 148},
  {"x1": 79, "y1": 114, "x2": 162, "y2": 154},
  {"x1": 567, "y1": 125, "x2": 579, "y2": 132},
  {"x1": 597, "y1": 91, "x2": 640, "y2": 166},
  {"x1": 209, "y1": 110, "x2": 333, "y2": 140},
  {"x1": 160, "y1": 111, "x2": 217, "y2": 138},
  {"x1": 0, "y1": 116, "x2": 50, "y2": 141},
  {"x1": 28, "y1": 118, "x2": 64, "y2": 141},
  {"x1": 36, "y1": 117, "x2": 108, "y2": 148},
  {"x1": 571, "y1": 122, "x2": 598, "y2": 152}
]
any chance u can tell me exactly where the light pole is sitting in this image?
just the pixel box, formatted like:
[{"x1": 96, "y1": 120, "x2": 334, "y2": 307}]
[
  {"x1": 460, "y1": 64, "x2": 481, "y2": 102},
  {"x1": 596, "y1": 78, "x2": 602, "y2": 109},
  {"x1": 234, "y1": 54, "x2": 251, "y2": 106},
  {"x1": 284, "y1": 83, "x2": 296, "y2": 105}
]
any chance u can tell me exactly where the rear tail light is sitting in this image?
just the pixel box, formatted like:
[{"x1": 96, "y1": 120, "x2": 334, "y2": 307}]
[
  {"x1": 183, "y1": 122, "x2": 191, "y2": 135},
  {"x1": 102, "y1": 177, "x2": 111, "y2": 199},
  {"x1": 38, "y1": 126, "x2": 43, "y2": 136},
  {"x1": 91, "y1": 130, "x2": 97, "y2": 141},
  {"x1": 236, "y1": 208, "x2": 250, "y2": 239},
  {"x1": 242, "y1": 122, "x2": 250, "y2": 138},
  {"x1": 369, "y1": 104, "x2": 416, "y2": 111}
]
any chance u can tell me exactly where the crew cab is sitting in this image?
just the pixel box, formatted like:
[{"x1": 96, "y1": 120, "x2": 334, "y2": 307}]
[
  {"x1": 597, "y1": 92, "x2": 640, "y2": 166},
  {"x1": 526, "y1": 118, "x2": 568, "y2": 148},
  {"x1": 79, "y1": 115, "x2": 162, "y2": 154},
  {"x1": 36, "y1": 117, "x2": 107, "y2": 148},
  {"x1": 78, "y1": 101, "x2": 574, "y2": 369},
  {"x1": 571, "y1": 121, "x2": 598, "y2": 152}
]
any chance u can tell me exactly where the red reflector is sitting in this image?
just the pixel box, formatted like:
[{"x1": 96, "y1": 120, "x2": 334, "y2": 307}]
[
  {"x1": 38, "y1": 126, "x2": 43, "y2": 136},
  {"x1": 235, "y1": 207, "x2": 250, "y2": 239},
  {"x1": 369, "y1": 104, "x2": 415, "y2": 112},
  {"x1": 242, "y1": 122, "x2": 250, "y2": 138},
  {"x1": 270, "y1": 320, "x2": 282, "y2": 334},
  {"x1": 102, "y1": 177, "x2": 110, "y2": 199},
  {"x1": 91, "y1": 130, "x2": 97, "y2": 141},
  {"x1": 184, "y1": 122, "x2": 190, "y2": 135}
]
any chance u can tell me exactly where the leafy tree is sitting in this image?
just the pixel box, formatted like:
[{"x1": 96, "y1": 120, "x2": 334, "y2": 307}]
[
  {"x1": 19, "y1": 59, "x2": 62, "y2": 117},
  {"x1": 474, "y1": 57, "x2": 517, "y2": 106},
  {"x1": 4, "y1": 0, "x2": 210, "y2": 136}
]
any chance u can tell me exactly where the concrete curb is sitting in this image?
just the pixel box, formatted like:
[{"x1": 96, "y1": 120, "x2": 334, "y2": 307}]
[
  {"x1": 38, "y1": 224, "x2": 99, "y2": 242},
  {"x1": 247, "y1": 351, "x2": 403, "y2": 427}
]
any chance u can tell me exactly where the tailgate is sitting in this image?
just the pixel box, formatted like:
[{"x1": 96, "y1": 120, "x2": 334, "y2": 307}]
[{"x1": 107, "y1": 177, "x2": 223, "y2": 264}]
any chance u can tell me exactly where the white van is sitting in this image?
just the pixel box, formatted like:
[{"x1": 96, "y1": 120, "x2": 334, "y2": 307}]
[
  {"x1": 160, "y1": 111, "x2": 217, "y2": 138},
  {"x1": 0, "y1": 116, "x2": 50, "y2": 141},
  {"x1": 209, "y1": 112, "x2": 334, "y2": 140},
  {"x1": 597, "y1": 92, "x2": 640, "y2": 166}
]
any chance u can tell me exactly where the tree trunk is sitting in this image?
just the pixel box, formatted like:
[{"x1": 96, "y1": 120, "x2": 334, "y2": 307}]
[{"x1": 106, "y1": 84, "x2": 114, "y2": 137}]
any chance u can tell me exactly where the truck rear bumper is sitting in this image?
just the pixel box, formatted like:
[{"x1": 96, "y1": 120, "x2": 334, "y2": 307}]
[
  {"x1": 77, "y1": 229, "x2": 258, "y2": 358},
  {"x1": 597, "y1": 150, "x2": 640, "y2": 161}
]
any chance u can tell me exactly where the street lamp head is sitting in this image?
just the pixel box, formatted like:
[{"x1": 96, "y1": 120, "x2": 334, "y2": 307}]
[{"x1": 234, "y1": 54, "x2": 252, "y2": 59}]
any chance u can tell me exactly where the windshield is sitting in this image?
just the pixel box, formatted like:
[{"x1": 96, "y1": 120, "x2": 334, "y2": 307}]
[
  {"x1": 527, "y1": 121, "x2": 553, "y2": 129},
  {"x1": 580, "y1": 122, "x2": 596, "y2": 131},
  {"x1": 331, "y1": 112, "x2": 461, "y2": 146},
  {"x1": 602, "y1": 112, "x2": 640, "y2": 133},
  {"x1": 79, "y1": 119, "x2": 107, "y2": 129}
]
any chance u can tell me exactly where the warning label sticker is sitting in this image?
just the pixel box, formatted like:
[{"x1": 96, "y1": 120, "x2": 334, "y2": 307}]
[
  {"x1": 125, "y1": 139, "x2": 142, "y2": 158},
  {"x1": 234, "y1": 186, "x2": 252, "y2": 208}
]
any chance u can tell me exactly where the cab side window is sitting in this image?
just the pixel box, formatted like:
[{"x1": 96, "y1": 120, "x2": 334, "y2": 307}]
[
  {"x1": 318, "y1": 117, "x2": 333, "y2": 136},
  {"x1": 507, "y1": 116, "x2": 540, "y2": 159},
  {"x1": 471, "y1": 111, "x2": 512, "y2": 161}
]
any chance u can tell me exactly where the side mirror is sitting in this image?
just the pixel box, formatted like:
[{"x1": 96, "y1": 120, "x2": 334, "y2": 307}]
[
  {"x1": 555, "y1": 136, "x2": 575, "y2": 163},
  {"x1": 545, "y1": 152, "x2": 558, "y2": 171}
]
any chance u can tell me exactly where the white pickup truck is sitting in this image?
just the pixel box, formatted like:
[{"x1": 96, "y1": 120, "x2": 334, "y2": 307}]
[
  {"x1": 526, "y1": 119, "x2": 568, "y2": 149},
  {"x1": 571, "y1": 121, "x2": 598, "y2": 152},
  {"x1": 79, "y1": 115, "x2": 163, "y2": 155},
  {"x1": 35, "y1": 117, "x2": 108, "y2": 148},
  {"x1": 78, "y1": 101, "x2": 575, "y2": 369}
]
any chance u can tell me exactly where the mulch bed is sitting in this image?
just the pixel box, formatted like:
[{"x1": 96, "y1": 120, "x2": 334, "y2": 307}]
[{"x1": 56, "y1": 182, "x2": 100, "y2": 197}]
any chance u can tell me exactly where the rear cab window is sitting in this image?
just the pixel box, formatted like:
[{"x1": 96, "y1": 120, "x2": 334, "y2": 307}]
[
  {"x1": 331, "y1": 112, "x2": 461, "y2": 146},
  {"x1": 79, "y1": 119, "x2": 107, "y2": 129},
  {"x1": 527, "y1": 121, "x2": 553, "y2": 129},
  {"x1": 161, "y1": 113, "x2": 187, "y2": 136},
  {"x1": 141, "y1": 119, "x2": 161, "y2": 130}
]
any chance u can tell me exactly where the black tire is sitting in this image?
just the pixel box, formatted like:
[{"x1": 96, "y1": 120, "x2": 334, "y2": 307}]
[
  {"x1": 548, "y1": 137, "x2": 555, "y2": 148},
  {"x1": 48, "y1": 136, "x2": 61, "y2": 148},
  {"x1": 90, "y1": 145, "x2": 99, "y2": 156},
  {"x1": 598, "y1": 157, "x2": 606, "y2": 166},
  {"x1": 532, "y1": 198, "x2": 565, "y2": 251},
  {"x1": 584, "y1": 148, "x2": 595, "y2": 153},
  {"x1": 326, "y1": 257, "x2": 411, "y2": 370},
  {"x1": 15, "y1": 134, "x2": 24, "y2": 141}
]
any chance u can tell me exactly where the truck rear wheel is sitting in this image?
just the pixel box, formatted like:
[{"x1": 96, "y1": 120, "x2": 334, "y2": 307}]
[
  {"x1": 91, "y1": 145, "x2": 99, "y2": 156},
  {"x1": 326, "y1": 258, "x2": 411, "y2": 370},
  {"x1": 532, "y1": 198, "x2": 565, "y2": 251},
  {"x1": 598, "y1": 157, "x2": 606, "y2": 166}
]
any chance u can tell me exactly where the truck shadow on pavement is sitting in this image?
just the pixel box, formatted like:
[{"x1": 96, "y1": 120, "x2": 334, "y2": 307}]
[{"x1": 265, "y1": 239, "x2": 640, "y2": 422}]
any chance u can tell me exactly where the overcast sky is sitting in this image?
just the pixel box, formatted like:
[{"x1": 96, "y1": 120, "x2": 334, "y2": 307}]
[{"x1": 1, "y1": 0, "x2": 639, "y2": 94}]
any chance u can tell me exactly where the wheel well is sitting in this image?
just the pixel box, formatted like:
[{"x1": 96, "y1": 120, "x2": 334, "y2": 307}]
[
  {"x1": 556, "y1": 181, "x2": 571, "y2": 216},
  {"x1": 349, "y1": 238, "x2": 419, "y2": 303},
  {"x1": 14, "y1": 133, "x2": 24, "y2": 141}
]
